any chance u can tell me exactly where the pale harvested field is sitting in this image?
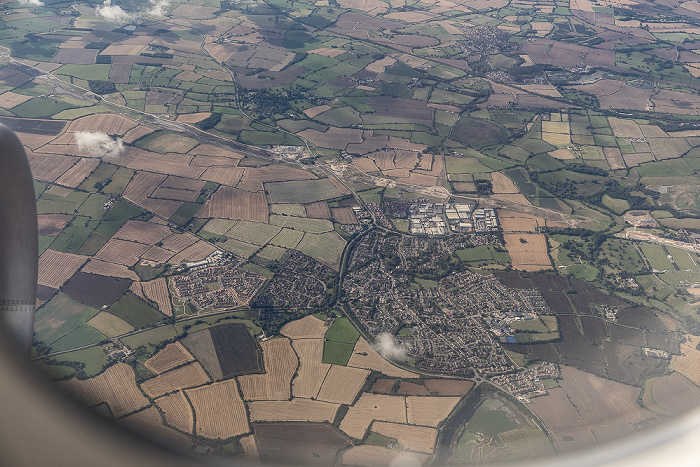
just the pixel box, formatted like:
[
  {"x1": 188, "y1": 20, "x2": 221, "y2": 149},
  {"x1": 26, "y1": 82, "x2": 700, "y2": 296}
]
[
  {"x1": 560, "y1": 365, "x2": 651, "y2": 425},
  {"x1": 189, "y1": 143, "x2": 245, "y2": 159},
  {"x1": 0, "y1": 91, "x2": 32, "y2": 108},
  {"x1": 123, "y1": 172, "x2": 183, "y2": 219},
  {"x1": 281, "y1": 315, "x2": 328, "y2": 339},
  {"x1": 15, "y1": 133, "x2": 57, "y2": 151},
  {"x1": 200, "y1": 167, "x2": 245, "y2": 186},
  {"x1": 608, "y1": 117, "x2": 643, "y2": 138},
  {"x1": 159, "y1": 231, "x2": 198, "y2": 252},
  {"x1": 27, "y1": 153, "x2": 76, "y2": 182},
  {"x1": 81, "y1": 259, "x2": 140, "y2": 280},
  {"x1": 385, "y1": 10, "x2": 436, "y2": 21},
  {"x1": 371, "y1": 421, "x2": 437, "y2": 453},
  {"x1": 249, "y1": 399, "x2": 340, "y2": 422},
  {"x1": 491, "y1": 193, "x2": 533, "y2": 205},
  {"x1": 141, "y1": 362, "x2": 211, "y2": 398},
  {"x1": 340, "y1": 445, "x2": 429, "y2": 467},
  {"x1": 406, "y1": 396, "x2": 459, "y2": 427},
  {"x1": 96, "y1": 239, "x2": 150, "y2": 266},
  {"x1": 244, "y1": 166, "x2": 316, "y2": 183},
  {"x1": 239, "y1": 435, "x2": 259, "y2": 462},
  {"x1": 122, "y1": 126, "x2": 155, "y2": 144},
  {"x1": 604, "y1": 147, "x2": 626, "y2": 169},
  {"x1": 298, "y1": 127, "x2": 363, "y2": 150},
  {"x1": 54, "y1": 157, "x2": 100, "y2": 188},
  {"x1": 549, "y1": 149, "x2": 576, "y2": 160},
  {"x1": 130, "y1": 281, "x2": 145, "y2": 299},
  {"x1": 498, "y1": 210, "x2": 541, "y2": 232},
  {"x1": 117, "y1": 406, "x2": 192, "y2": 449},
  {"x1": 353, "y1": 158, "x2": 380, "y2": 173},
  {"x1": 340, "y1": 393, "x2": 407, "y2": 439},
  {"x1": 152, "y1": 186, "x2": 199, "y2": 202},
  {"x1": 307, "y1": 47, "x2": 347, "y2": 58},
  {"x1": 168, "y1": 240, "x2": 217, "y2": 264},
  {"x1": 86, "y1": 312, "x2": 134, "y2": 337},
  {"x1": 317, "y1": 365, "x2": 370, "y2": 404},
  {"x1": 394, "y1": 150, "x2": 420, "y2": 169},
  {"x1": 59, "y1": 363, "x2": 149, "y2": 418},
  {"x1": 366, "y1": 56, "x2": 397, "y2": 73},
  {"x1": 142, "y1": 278, "x2": 173, "y2": 316},
  {"x1": 645, "y1": 372, "x2": 700, "y2": 416},
  {"x1": 155, "y1": 391, "x2": 194, "y2": 434},
  {"x1": 239, "y1": 338, "x2": 297, "y2": 400},
  {"x1": 141, "y1": 245, "x2": 173, "y2": 263},
  {"x1": 542, "y1": 132, "x2": 571, "y2": 146},
  {"x1": 291, "y1": 339, "x2": 330, "y2": 399},
  {"x1": 114, "y1": 220, "x2": 172, "y2": 245},
  {"x1": 348, "y1": 338, "x2": 418, "y2": 378},
  {"x1": 68, "y1": 114, "x2": 138, "y2": 135},
  {"x1": 623, "y1": 152, "x2": 654, "y2": 167},
  {"x1": 504, "y1": 233, "x2": 551, "y2": 271},
  {"x1": 405, "y1": 173, "x2": 438, "y2": 187},
  {"x1": 304, "y1": 104, "x2": 331, "y2": 118},
  {"x1": 38, "y1": 249, "x2": 88, "y2": 288},
  {"x1": 519, "y1": 84, "x2": 562, "y2": 97},
  {"x1": 187, "y1": 379, "x2": 250, "y2": 439},
  {"x1": 101, "y1": 44, "x2": 146, "y2": 55},
  {"x1": 108, "y1": 147, "x2": 203, "y2": 179},
  {"x1": 671, "y1": 335, "x2": 700, "y2": 385},
  {"x1": 491, "y1": 172, "x2": 520, "y2": 194},
  {"x1": 337, "y1": 0, "x2": 388, "y2": 14},
  {"x1": 198, "y1": 186, "x2": 269, "y2": 223},
  {"x1": 144, "y1": 342, "x2": 194, "y2": 374},
  {"x1": 173, "y1": 72, "x2": 204, "y2": 84}
]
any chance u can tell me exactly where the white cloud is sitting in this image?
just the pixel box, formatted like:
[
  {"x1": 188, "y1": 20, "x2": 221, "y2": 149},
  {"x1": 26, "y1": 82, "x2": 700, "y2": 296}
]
[
  {"x1": 74, "y1": 132, "x2": 124, "y2": 157},
  {"x1": 95, "y1": 0, "x2": 133, "y2": 24},
  {"x1": 147, "y1": 0, "x2": 170, "y2": 16},
  {"x1": 19, "y1": 0, "x2": 44, "y2": 6},
  {"x1": 374, "y1": 332, "x2": 408, "y2": 361}
]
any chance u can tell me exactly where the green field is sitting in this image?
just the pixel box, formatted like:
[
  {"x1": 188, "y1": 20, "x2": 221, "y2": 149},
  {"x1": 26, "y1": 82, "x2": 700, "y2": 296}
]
[
  {"x1": 34, "y1": 293, "x2": 100, "y2": 348},
  {"x1": 323, "y1": 317, "x2": 360, "y2": 365},
  {"x1": 297, "y1": 231, "x2": 346, "y2": 270},
  {"x1": 120, "y1": 325, "x2": 180, "y2": 354},
  {"x1": 269, "y1": 215, "x2": 333, "y2": 233},
  {"x1": 465, "y1": 399, "x2": 517, "y2": 438},
  {"x1": 107, "y1": 293, "x2": 164, "y2": 328},
  {"x1": 456, "y1": 245, "x2": 511, "y2": 266},
  {"x1": 266, "y1": 179, "x2": 347, "y2": 203},
  {"x1": 640, "y1": 244, "x2": 674, "y2": 271},
  {"x1": 43, "y1": 346, "x2": 110, "y2": 379}
]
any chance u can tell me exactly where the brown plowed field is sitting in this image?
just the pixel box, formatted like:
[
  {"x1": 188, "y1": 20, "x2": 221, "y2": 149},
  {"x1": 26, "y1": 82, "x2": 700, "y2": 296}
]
[
  {"x1": 37, "y1": 214, "x2": 73, "y2": 237},
  {"x1": 291, "y1": 339, "x2": 330, "y2": 399},
  {"x1": 155, "y1": 391, "x2": 194, "y2": 434},
  {"x1": 151, "y1": 186, "x2": 199, "y2": 202},
  {"x1": 249, "y1": 399, "x2": 340, "y2": 422},
  {"x1": 62, "y1": 272, "x2": 132, "y2": 308},
  {"x1": 254, "y1": 422, "x2": 350, "y2": 466},
  {"x1": 281, "y1": 315, "x2": 328, "y2": 339},
  {"x1": 186, "y1": 379, "x2": 249, "y2": 439},
  {"x1": 239, "y1": 338, "x2": 297, "y2": 400},
  {"x1": 144, "y1": 342, "x2": 194, "y2": 374},
  {"x1": 396, "y1": 381, "x2": 429, "y2": 396},
  {"x1": 244, "y1": 166, "x2": 317, "y2": 183},
  {"x1": 331, "y1": 207, "x2": 358, "y2": 224},
  {"x1": 340, "y1": 393, "x2": 407, "y2": 439},
  {"x1": 317, "y1": 365, "x2": 369, "y2": 404},
  {"x1": 347, "y1": 337, "x2": 418, "y2": 378},
  {"x1": 81, "y1": 259, "x2": 140, "y2": 280},
  {"x1": 305, "y1": 201, "x2": 331, "y2": 219},
  {"x1": 142, "y1": 278, "x2": 172, "y2": 316},
  {"x1": 371, "y1": 421, "x2": 437, "y2": 453},
  {"x1": 141, "y1": 362, "x2": 211, "y2": 398},
  {"x1": 55, "y1": 158, "x2": 100, "y2": 188},
  {"x1": 59, "y1": 363, "x2": 149, "y2": 418},
  {"x1": 197, "y1": 186, "x2": 269, "y2": 223},
  {"x1": 38, "y1": 249, "x2": 88, "y2": 288},
  {"x1": 406, "y1": 396, "x2": 459, "y2": 427},
  {"x1": 96, "y1": 239, "x2": 150, "y2": 266}
]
